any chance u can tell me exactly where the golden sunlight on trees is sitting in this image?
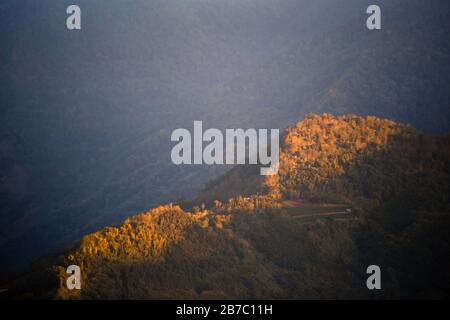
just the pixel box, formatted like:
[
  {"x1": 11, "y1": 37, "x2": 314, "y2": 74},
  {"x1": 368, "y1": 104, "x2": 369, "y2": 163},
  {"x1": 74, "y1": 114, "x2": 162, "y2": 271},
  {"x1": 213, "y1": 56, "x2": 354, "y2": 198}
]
[
  {"x1": 268, "y1": 113, "x2": 449, "y2": 205},
  {"x1": 16, "y1": 113, "x2": 448, "y2": 300}
]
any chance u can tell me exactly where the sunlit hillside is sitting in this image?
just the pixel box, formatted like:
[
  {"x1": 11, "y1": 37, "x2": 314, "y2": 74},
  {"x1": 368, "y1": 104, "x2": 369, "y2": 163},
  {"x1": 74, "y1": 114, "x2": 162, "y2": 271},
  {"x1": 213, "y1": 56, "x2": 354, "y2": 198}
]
[
  {"x1": 8, "y1": 114, "x2": 450, "y2": 299},
  {"x1": 201, "y1": 114, "x2": 450, "y2": 206}
]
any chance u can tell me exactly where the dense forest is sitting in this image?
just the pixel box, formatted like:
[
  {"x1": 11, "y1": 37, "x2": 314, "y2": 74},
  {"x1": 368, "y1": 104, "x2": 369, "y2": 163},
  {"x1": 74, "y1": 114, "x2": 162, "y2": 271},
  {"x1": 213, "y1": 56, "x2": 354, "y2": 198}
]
[{"x1": 6, "y1": 114, "x2": 450, "y2": 299}]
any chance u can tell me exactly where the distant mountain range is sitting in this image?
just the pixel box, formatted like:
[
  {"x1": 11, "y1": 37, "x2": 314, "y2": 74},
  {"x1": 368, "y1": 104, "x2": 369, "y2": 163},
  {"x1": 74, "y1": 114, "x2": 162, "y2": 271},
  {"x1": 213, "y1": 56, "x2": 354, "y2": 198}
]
[{"x1": 1, "y1": 0, "x2": 449, "y2": 271}]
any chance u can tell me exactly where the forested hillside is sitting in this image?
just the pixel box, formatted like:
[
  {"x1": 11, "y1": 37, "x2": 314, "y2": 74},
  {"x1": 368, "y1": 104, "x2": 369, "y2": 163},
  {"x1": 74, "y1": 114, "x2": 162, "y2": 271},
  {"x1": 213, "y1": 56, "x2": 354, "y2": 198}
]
[
  {"x1": 201, "y1": 114, "x2": 450, "y2": 206},
  {"x1": 7, "y1": 114, "x2": 450, "y2": 299},
  {"x1": 2, "y1": 0, "x2": 450, "y2": 270}
]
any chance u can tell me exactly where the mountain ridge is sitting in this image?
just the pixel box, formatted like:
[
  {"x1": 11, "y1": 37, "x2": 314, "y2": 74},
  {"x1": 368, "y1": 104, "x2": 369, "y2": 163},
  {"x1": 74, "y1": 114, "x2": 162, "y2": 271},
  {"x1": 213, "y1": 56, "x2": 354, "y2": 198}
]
[{"x1": 5, "y1": 113, "x2": 450, "y2": 299}]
